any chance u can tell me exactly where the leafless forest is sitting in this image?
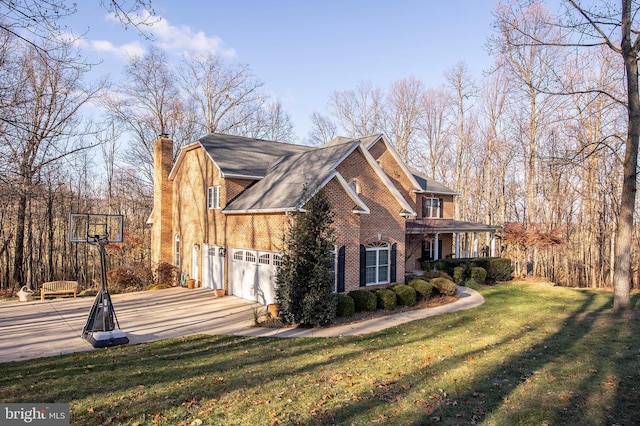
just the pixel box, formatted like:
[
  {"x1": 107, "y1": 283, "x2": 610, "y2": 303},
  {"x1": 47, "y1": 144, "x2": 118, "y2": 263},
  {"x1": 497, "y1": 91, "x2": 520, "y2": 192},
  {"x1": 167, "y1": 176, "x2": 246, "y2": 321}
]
[{"x1": 1, "y1": 1, "x2": 639, "y2": 295}]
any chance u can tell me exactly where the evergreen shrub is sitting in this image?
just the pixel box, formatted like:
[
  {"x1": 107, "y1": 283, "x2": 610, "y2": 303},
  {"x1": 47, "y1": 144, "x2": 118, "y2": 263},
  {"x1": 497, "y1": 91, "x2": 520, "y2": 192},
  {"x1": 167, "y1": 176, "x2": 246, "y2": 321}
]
[
  {"x1": 392, "y1": 284, "x2": 417, "y2": 307},
  {"x1": 336, "y1": 294, "x2": 355, "y2": 317},
  {"x1": 470, "y1": 267, "x2": 487, "y2": 284},
  {"x1": 348, "y1": 289, "x2": 377, "y2": 312},
  {"x1": 430, "y1": 277, "x2": 457, "y2": 296},
  {"x1": 408, "y1": 278, "x2": 433, "y2": 300},
  {"x1": 376, "y1": 289, "x2": 397, "y2": 310}
]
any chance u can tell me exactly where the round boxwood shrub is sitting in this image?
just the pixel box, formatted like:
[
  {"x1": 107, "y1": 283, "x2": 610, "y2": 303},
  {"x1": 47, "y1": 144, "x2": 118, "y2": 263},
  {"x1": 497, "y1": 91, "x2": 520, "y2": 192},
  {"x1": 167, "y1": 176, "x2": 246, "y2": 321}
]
[
  {"x1": 336, "y1": 294, "x2": 355, "y2": 317},
  {"x1": 470, "y1": 267, "x2": 487, "y2": 284},
  {"x1": 347, "y1": 289, "x2": 377, "y2": 312},
  {"x1": 376, "y1": 289, "x2": 397, "y2": 310},
  {"x1": 408, "y1": 278, "x2": 433, "y2": 300},
  {"x1": 392, "y1": 284, "x2": 417, "y2": 307},
  {"x1": 430, "y1": 277, "x2": 457, "y2": 296}
]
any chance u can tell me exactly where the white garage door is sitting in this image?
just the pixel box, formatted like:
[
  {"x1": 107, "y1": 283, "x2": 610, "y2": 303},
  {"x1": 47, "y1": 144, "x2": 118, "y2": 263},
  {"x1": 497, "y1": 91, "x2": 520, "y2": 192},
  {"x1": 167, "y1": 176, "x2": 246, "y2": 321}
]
[
  {"x1": 201, "y1": 244, "x2": 225, "y2": 290},
  {"x1": 229, "y1": 248, "x2": 280, "y2": 305}
]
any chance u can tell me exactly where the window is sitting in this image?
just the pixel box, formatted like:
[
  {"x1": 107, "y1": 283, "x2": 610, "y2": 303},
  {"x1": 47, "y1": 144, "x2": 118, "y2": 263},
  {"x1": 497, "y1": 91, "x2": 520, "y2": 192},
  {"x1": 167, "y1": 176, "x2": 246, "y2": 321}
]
[
  {"x1": 207, "y1": 186, "x2": 221, "y2": 209},
  {"x1": 365, "y1": 242, "x2": 390, "y2": 285},
  {"x1": 233, "y1": 250, "x2": 244, "y2": 261},
  {"x1": 259, "y1": 253, "x2": 270, "y2": 265},
  {"x1": 272, "y1": 254, "x2": 282, "y2": 267},
  {"x1": 422, "y1": 197, "x2": 442, "y2": 218},
  {"x1": 207, "y1": 246, "x2": 216, "y2": 257},
  {"x1": 174, "y1": 234, "x2": 180, "y2": 266},
  {"x1": 422, "y1": 239, "x2": 443, "y2": 261},
  {"x1": 245, "y1": 251, "x2": 256, "y2": 263}
]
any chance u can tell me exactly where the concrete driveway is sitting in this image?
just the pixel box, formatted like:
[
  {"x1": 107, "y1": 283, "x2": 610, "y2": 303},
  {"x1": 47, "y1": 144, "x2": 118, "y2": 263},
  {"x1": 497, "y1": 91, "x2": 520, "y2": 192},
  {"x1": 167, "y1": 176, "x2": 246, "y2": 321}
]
[
  {"x1": 0, "y1": 287, "x2": 263, "y2": 363},
  {"x1": 0, "y1": 286, "x2": 484, "y2": 364}
]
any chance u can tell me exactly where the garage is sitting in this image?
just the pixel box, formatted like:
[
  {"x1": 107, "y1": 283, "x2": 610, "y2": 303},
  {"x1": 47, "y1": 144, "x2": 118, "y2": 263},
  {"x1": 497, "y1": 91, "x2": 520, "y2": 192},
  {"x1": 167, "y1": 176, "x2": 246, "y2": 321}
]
[
  {"x1": 229, "y1": 248, "x2": 280, "y2": 305},
  {"x1": 201, "y1": 244, "x2": 225, "y2": 290}
]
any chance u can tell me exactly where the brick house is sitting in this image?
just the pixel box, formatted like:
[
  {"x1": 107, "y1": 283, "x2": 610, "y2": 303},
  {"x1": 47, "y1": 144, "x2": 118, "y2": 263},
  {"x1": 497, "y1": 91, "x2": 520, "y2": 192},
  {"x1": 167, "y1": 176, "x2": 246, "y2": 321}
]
[{"x1": 150, "y1": 133, "x2": 499, "y2": 305}]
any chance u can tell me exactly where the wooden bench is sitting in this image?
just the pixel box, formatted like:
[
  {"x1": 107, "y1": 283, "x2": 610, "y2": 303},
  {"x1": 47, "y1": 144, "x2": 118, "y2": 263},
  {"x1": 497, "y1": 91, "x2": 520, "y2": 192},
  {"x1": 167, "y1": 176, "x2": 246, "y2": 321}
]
[{"x1": 41, "y1": 281, "x2": 79, "y2": 301}]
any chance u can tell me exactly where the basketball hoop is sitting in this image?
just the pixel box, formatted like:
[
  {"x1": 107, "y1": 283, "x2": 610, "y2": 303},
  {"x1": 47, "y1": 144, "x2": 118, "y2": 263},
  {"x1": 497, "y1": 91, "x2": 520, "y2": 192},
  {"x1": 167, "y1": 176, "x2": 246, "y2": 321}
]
[{"x1": 69, "y1": 213, "x2": 128, "y2": 348}]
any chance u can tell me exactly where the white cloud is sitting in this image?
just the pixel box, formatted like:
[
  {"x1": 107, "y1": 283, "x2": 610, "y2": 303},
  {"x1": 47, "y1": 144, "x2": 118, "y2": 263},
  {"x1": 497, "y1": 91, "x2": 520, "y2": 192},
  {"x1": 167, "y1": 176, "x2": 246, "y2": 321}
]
[{"x1": 94, "y1": 10, "x2": 236, "y2": 59}]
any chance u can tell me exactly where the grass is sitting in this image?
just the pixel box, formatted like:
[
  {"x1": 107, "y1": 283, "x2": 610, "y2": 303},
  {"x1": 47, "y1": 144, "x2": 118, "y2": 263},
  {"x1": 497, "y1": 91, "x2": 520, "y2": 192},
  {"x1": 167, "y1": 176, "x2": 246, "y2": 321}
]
[{"x1": 1, "y1": 281, "x2": 639, "y2": 425}]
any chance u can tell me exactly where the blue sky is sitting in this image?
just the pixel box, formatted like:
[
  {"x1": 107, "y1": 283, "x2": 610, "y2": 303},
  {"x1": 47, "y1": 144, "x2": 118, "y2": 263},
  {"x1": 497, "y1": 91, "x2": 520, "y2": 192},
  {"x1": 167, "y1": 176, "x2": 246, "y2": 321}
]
[{"x1": 69, "y1": 0, "x2": 498, "y2": 139}]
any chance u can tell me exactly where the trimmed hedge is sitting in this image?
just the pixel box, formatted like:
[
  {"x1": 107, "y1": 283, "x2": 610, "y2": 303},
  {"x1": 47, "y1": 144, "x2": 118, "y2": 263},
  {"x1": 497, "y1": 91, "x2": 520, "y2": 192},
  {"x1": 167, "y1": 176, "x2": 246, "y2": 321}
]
[
  {"x1": 336, "y1": 294, "x2": 355, "y2": 317},
  {"x1": 430, "y1": 277, "x2": 457, "y2": 296},
  {"x1": 408, "y1": 278, "x2": 433, "y2": 300},
  {"x1": 376, "y1": 289, "x2": 397, "y2": 310},
  {"x1": 348, "y1": 289, "x2": 377, "y2": 312},
  {"x1": 392, "y1": 284, "x2": 417, "y2": 307},
  {"x1": 432, "y1": 257, "x2": 513, "y2": 283}
]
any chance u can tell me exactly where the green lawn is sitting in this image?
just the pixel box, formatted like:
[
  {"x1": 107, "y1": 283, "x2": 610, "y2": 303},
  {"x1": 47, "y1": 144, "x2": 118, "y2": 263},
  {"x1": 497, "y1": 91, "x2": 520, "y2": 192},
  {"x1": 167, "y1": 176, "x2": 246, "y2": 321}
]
[{"x1": 1, "y1": 282, "x2": 639, "y2": 425}]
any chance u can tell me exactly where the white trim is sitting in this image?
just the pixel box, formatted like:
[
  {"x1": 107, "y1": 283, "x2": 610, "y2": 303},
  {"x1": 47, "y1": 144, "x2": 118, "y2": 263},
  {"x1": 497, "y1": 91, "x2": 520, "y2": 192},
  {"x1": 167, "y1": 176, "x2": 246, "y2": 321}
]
[
  {"x1": 364, "y1": 134, "x2": 423, "y2": 193},
  {"x1": 334, "y1": 173, "x2": 370, "y2": 214},
  {"x1": 357, "y1": 144, "x2": 417, "y2": 217}
]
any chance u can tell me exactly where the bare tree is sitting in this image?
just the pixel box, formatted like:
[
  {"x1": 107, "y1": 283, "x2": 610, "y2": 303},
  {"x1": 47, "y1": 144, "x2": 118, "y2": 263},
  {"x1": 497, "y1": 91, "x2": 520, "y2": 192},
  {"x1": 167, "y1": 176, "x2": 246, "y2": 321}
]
[
  {"x1": 178, "y1": 52, "x2": 265, "y2": 136},
  {"x1": 416, "y1": 86, "x2": 452, "y2": 183},
  {"x1": 385, "y1": 76, "x2": 425, "y2": 164},
  {"x1": 306, "y1": 112, "x2": 337, "y2": 146},
  {"x1": 104, "y1": 46, "x2": 196, "y2": 187},
  {"x1": 0, "y1": 41, "x2": 104, "y2": 287},
  {"x1": 445, "y1": 62, "x2": 478, "y2": 221},
  {"x1": 495, "y1": 0, "x2": 639, "y2": 310},
  {"x1": 0, "y1": 0, "x2": 156, "y2": 55},
  {"x1": 329, "y1": 81, "x2": 385, "y2": 137}
]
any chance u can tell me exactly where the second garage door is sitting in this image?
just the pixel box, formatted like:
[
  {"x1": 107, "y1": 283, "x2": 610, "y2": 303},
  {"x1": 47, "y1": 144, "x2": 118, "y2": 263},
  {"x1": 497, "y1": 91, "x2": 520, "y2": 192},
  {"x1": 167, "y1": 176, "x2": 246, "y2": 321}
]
[{"x1": 229, "y1": 248, "x2": 280, "y2": 305}]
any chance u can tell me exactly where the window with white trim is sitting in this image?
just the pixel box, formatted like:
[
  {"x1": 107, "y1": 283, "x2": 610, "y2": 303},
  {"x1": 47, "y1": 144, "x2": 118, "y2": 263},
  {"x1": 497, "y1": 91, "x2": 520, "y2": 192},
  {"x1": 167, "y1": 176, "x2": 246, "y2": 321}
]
[
  {"x1": 233, "y1": 250, "x2": 244, "y2": 261},
  {"x1": 422, "y1": 197, "x2": 442, "y2": 218},
  {"x1": 245, "y1": 251, "x2": 256, "y2": 263},
  {"x1": 272, "y1": 254, "x2": 282, "y2": 267},
  {"x1": 365, "y1": 242, "x2": 390, "y2": 285},
  {"x1": 259, "y1": 253, "x2": 270, "y2": 265},
  {"x1": 174, "y1": 234, "x2": 180, "y2": 266},
  {"x1": 207, "y1": 186, "x2": 221, "y2": 209}
]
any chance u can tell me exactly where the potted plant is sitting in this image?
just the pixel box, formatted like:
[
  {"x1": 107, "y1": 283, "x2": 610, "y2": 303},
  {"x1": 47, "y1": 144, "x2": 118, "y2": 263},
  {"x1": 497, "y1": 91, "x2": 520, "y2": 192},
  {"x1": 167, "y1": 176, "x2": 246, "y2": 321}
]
[{"x1": 186, "y1": 275, "x2": 195, "y2": 289}]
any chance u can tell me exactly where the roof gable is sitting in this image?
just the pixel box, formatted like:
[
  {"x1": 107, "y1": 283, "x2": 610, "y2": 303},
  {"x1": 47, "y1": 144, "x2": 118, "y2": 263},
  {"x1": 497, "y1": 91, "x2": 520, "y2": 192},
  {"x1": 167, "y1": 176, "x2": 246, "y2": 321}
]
[
  {"x1": 223, "y1": 141, "x2": 360, "y2": 213},
  {"x1": 199, "y1": 133, "x2": 312, "y2": 179}
]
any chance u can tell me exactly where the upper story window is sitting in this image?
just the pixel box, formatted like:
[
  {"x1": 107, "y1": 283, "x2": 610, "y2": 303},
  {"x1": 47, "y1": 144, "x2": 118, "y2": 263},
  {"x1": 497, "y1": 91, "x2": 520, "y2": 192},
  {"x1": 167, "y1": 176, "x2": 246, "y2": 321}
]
[
  {"x1": 422, "y1": 197, "x2": 443, "y2": 219},
  {"x1": 207, "y1": 186, "x2": 221, "y2": 209}
]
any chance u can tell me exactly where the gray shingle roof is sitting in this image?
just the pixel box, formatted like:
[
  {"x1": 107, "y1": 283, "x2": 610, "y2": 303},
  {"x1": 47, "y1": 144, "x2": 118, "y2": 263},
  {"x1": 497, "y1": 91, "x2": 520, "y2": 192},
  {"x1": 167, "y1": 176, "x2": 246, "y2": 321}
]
[
  {"x1": 199, "y1": 133, "x2": 312, "y2": 178},
  {"x1": 410, "y1": 167, "x2": 457, "y2": 195},
  {"x1": 223, "y1": 140, "x2": 360, "y2": 213}
]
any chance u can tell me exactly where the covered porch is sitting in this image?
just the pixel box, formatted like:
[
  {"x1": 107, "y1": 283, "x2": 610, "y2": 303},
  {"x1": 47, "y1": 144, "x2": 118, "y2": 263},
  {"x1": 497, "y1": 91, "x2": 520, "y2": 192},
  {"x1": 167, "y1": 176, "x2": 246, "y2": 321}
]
[{"x1": 405, "y1": 219, "x2": 502, "y2": 271}]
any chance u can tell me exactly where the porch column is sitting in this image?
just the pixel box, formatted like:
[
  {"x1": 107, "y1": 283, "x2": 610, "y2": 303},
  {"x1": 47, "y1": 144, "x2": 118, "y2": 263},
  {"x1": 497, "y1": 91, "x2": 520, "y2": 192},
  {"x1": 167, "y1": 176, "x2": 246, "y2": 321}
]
[
  {"x1": 455, "y1": 233, "x2": 460, "y2": 259},
  {"x1": 434, "y1": 232, "x2": 440, "y2": 261},
  {"x1": 490, "y1": 232, "x2": 496, "y2": 257},
  {"x1": 472, "y1": 232, "x2": 478, "y2": 257}
]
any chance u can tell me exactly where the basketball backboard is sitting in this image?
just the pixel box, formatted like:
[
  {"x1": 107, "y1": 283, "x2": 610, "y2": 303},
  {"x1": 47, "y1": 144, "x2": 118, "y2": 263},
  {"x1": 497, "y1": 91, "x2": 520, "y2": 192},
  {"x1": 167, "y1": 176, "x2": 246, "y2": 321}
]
[{"x1": 69, "y1": 214, "x2": 124, "y2": 243}]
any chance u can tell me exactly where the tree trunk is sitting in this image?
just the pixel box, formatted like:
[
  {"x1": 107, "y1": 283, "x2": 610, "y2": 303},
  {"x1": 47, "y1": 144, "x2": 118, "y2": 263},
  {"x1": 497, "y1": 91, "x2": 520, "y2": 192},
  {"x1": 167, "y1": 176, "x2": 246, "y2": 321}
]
[{"x1": 613, "y1": 0, "x2": 638, "y2": 311}]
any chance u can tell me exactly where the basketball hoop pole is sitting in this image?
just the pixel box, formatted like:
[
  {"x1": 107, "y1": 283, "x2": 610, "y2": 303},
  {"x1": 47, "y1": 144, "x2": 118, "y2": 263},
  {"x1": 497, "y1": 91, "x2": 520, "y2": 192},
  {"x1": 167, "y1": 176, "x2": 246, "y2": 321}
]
[{"x1": 70, "y1": 213, "x2": 128, "y2": 348}]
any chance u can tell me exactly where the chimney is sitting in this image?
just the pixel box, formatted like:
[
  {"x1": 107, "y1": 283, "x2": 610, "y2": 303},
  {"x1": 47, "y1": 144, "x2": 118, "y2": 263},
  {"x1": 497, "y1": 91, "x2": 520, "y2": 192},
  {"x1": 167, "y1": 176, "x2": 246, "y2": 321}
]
[{"x1": 151, "y1": 134, "x2": 174, "y2": 267}]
